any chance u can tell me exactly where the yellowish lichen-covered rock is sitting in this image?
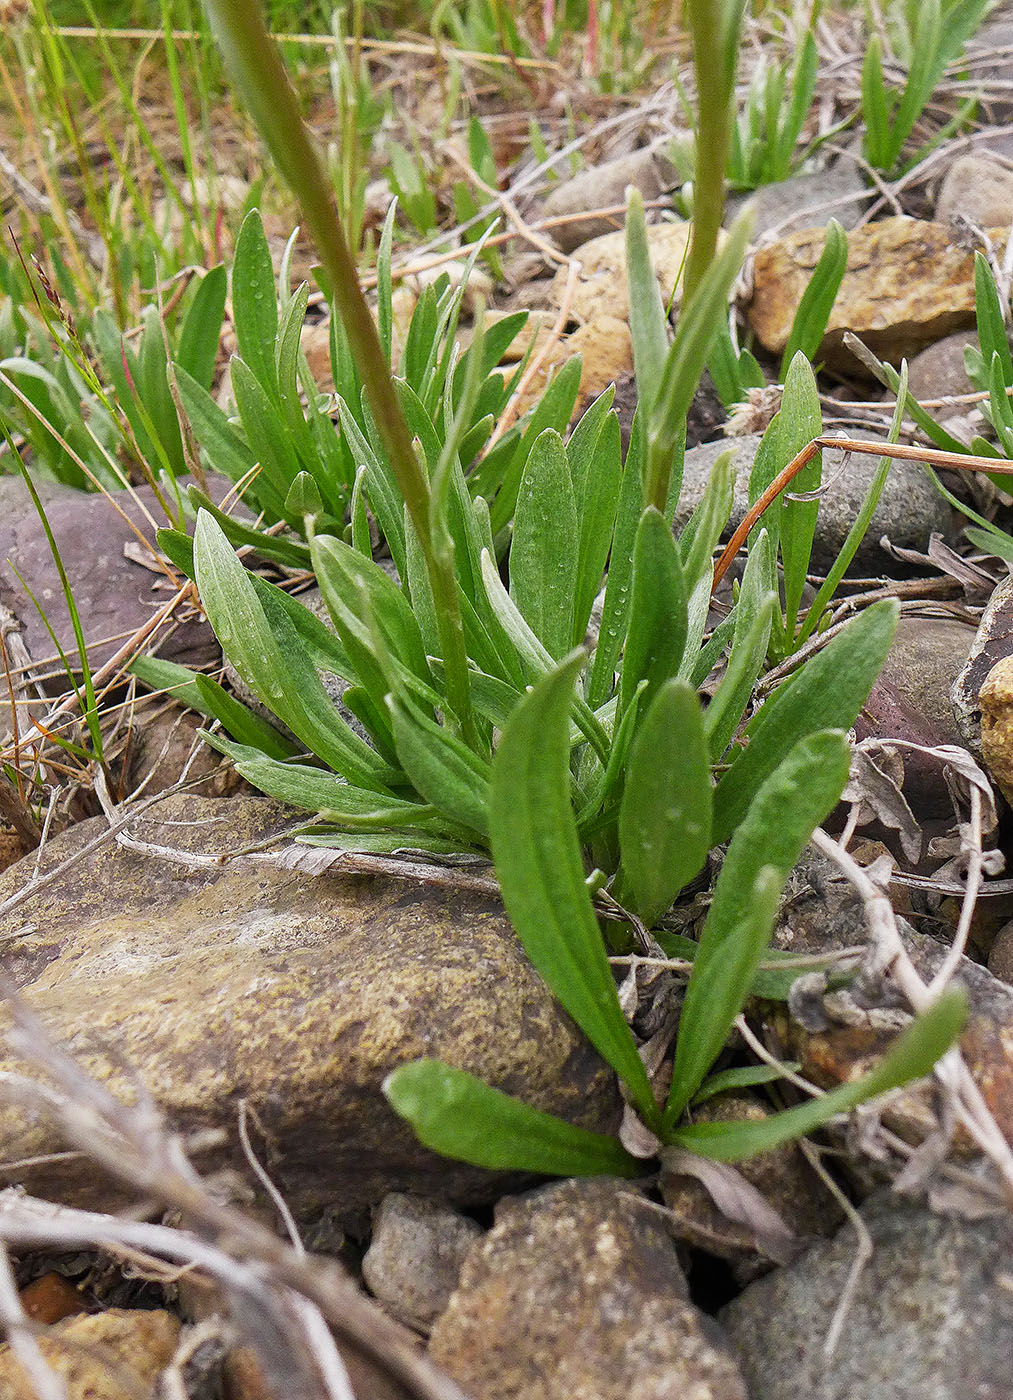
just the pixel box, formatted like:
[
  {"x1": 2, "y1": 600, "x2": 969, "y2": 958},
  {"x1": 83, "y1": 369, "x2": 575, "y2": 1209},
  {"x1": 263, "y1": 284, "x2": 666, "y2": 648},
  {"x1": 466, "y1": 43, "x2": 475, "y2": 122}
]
[
  {"x1": 0, "y1": 794, "x2": 621, "y2": 1222},
  {"x1": 747, "y1": 217, "x2": 991, "y2": 367},
  {"x1": 0, "y1": 1309, "x2": 180, "y2": 1400},
  {"x1": 978, "y1": 653, "x2": 1013, "y2": 801}
]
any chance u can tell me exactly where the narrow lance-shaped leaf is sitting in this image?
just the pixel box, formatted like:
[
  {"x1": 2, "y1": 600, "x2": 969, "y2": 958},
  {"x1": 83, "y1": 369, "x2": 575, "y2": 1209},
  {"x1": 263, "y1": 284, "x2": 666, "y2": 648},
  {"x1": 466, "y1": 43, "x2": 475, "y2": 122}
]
[
  {"x1": 665, "y1": 729, "x2": 852, "y2": 1128},
  {"x1": 712, "y1": 599, "x2": 898, "y2": 845},
  {"x1": 626, "y1": 187, "x2": 670, "y2": 414},
  {"x1": 671, "y1": 986, "x2": 967, "y2": 1160},
  {"x1": 774, "y1": 351, "x2": 822, "y2": 638},
  {"x1": 616, "y1": 678, "x2": 712, "y2": 928},
  {"x1": 620, "y1": 506, "x2": 688, "y2": 719},
  {"x1": 231, "y1": 209, "x2": 280, "y2": 401},
  {"x1": 509, "y1": 427, "x2": 579, "y2": 660},
  {"x1": 490, "y1": 652, "x2": 660, "y2": 1128},
  {"x1": 384, "y1": 1061, "x2": 641, "y2": 1178}
]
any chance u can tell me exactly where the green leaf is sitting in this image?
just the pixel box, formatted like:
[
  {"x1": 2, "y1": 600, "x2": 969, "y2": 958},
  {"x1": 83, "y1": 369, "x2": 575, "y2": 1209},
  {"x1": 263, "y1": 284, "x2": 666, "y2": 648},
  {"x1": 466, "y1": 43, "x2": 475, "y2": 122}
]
[
  {"x1": 712, "y1": 599, "x2": 898, "y2": 845},
  {"x1": 691, "y1": 1062, "x2": 802, "y2": 1107},
  {"x1": 774, "y1": 352, "x2": 823, "y2": 636},
  {"x1": 388, "y1": 693, "x2": 491, "y2": 838},
  {"x1": 185, "y1": 486, "x2": 311, "y2": 568},
  {"x1": 617, "y1": 678, "x2": 712, "y2": 926},
  {"x1": 569, "y1": 399, "x2": 622, "y2": 646},
  {"x1": 232, "y1": 209, "x2": 280, "y2": 400},
  {"x1": 489, "y1": 355, "x2": 582, "y2": 534},
  {"x1": 704, "y1": 530, "x2": 776, "y2": 760},
  {"x1": 666, "y1": 729, "x2": 851, "y2": 1126},
  {"x1": 796, "y1": 365, "x2": 907, "y2": 649},
  {"x1": 177, "y1": 264, "x2": 228, "y2": 390},
  {"x1": 586, "y1": 407, "x2": 647, "y2": 709},
  {"x1": 779, "y1": 221, "x2": 847, "y2": 379},
  {"x1": 620, "y1": 506, "x2": 688, "y2": 717},
  {"x1": 385, "y1": 1061, "x2": 641, "y2": 1177},
  {"x1": 509, "y1": 427, "x2": 579, "y2": 659},
  {"x1": 973, "y1": 252, "x2": 1013, "y2": 387},
  {"x1": 193, "y1": 510, "x2": 396, "y2": 791},
  {"x1": 626, "y1": 188, "x2": 670, "y2": 414},
  {"x1": 490, "y1": 653, "x2": 659, "y2": 1127},
  {"x1": 671, "y1": 986, "x2": 967, "y2": 1159}
]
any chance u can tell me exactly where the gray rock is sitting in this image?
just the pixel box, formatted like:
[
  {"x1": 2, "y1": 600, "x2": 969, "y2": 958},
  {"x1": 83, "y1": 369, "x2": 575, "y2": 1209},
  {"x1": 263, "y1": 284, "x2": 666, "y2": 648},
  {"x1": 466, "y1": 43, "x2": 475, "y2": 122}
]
[
  {"x1": 856, "y1": 616, "x2": 977, "y2": 811},
  {"x1": 542, "y1": 142, "x2": 678, "y2": 253},
  {"x1": 904, "y1": 330, "x2": 980, "y2": 402},
  {"x1": 362, "y1": 1193, "x2": 483, "y2": 1333},
  {"x1": 0, "y1": 476, "x2": 221, "y2": 682},
  {"x1": 429, "y1": 1176, "x2": 748, "y2": 1400},
  {"x1": 0, "y1": 793, "x2": 620, "y2": 1223},
  {"x1": 677, "y1": 434, "x2": 957, "y2": 573},
  {"x1": 937, "y1": 154, "x2": 1013, "y2": 230},
  {"x1": 952, "y1": 571, "x2": 1013, "y2": 754},
  {"x1": 725, "y1": 159, "x2": 871, "y2": 241},
  {"x1": 721, "y1": 1193, "x2": 1013, "y2": 1400}
]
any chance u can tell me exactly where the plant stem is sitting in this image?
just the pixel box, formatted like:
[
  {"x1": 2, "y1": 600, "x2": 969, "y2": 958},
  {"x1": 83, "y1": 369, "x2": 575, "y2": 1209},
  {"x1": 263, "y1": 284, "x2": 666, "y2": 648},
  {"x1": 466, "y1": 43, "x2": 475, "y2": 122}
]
[
  {"x1": 203, "y1": 0, "x2": 477, "y2": 748},
  {"x1": 682, "y1": 0, "x2": 736, "y2": 310}
]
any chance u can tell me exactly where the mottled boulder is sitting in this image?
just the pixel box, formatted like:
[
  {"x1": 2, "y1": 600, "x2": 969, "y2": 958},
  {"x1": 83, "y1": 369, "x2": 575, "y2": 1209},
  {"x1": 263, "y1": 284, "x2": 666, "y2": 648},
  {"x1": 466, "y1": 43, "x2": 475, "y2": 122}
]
[
  {"x1": 0, "y1": 794, "x2": 620, "y2": 1221},
  {"x1": 542, "y1": 142, "x2": 677, "y2": 253},
  {"x1": 0, "y1": 475, "x2": 220, "y2": 680},
  {"x1": 430, "y1": 1177, "x2": 748, "y2": 1400}
]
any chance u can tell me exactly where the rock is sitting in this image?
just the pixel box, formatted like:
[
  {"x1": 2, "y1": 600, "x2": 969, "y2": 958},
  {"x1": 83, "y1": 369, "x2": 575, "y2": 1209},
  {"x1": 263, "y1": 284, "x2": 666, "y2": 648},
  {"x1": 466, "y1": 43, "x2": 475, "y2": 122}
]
[
  {"x1": 725, "y1": 160, "x2": 870, "y2": 240},
  {"x1": 429, "y1": 1177, "x2": 748, "y2": 1400},
  {"x1": 677, "y1": 433, "x2": 957, "y2": 573},
  {"x1": 987, "y1": 919, "x2": 1013, "y2": 985},
  {"x1": 965, "y1": 14, "x2": 1013, "y2": 123},
  {"x1": 125, "y1": 701, "x2": 246, "y2": 800},
  {"x1": 856, "y1": 617, "x2": 977, "y2": 811},
  {"x1": 979, "y1": 653, "x2": 1013, "y2": 800},
  {"x1": 937, "y1": 154, "x2": 1013, "y2": 231},
  {"x1": 362, "y1": 1193, "x2": 483, "y2": 1333},
  {"x1": 0, "y1": 1307, "x2": 180, "y2": 1399},
  {"x1": 952, "y1": 572, "x2": 1013, "y2": 754},
  {"x1": 0, "y1": 793, "x2": 620, "y2": 1222},
  {"x1": 721, "y1": 1193, "x2": 1013, "y2": 1400},
  {"x1": 767, "y1": 851, "x2": 1013, "y2": 1149},
  {"x1": 0, "y1": 475, "x2": 219, "y2": 683},
  {"x1": 904, "y1": 330, "x2": 980, "y2": 402},
  {"x1": 553, "y1": 219, "x2": 725, "y2": 324},
  {"x1": 509, "y1": 315, "x2": 633, "y2": 427},
  {"x1": 747, "y1": 218, "x2": 993, "y2": 369},
  {"x1": 541, "y1": 142, "x2": 678, "y2": 253}
]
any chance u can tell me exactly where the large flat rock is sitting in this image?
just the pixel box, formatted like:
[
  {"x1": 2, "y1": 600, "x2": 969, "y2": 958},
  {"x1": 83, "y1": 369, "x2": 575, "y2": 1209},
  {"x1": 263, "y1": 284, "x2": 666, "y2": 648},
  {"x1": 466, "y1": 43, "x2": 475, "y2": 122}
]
[{"x1": 0, "y1": 794, "x2": 621, "y2": 1222}]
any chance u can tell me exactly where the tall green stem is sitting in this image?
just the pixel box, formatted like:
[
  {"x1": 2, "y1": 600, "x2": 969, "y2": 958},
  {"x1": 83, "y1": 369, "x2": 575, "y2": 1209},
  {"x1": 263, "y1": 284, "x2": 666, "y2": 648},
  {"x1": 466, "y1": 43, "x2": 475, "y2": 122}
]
[
  {"x1": 203, "y1": 0, "x2": 476, "y2": 747},
  {"x1": 682, "y1": 0, "x2": 738, "y2": 310}
]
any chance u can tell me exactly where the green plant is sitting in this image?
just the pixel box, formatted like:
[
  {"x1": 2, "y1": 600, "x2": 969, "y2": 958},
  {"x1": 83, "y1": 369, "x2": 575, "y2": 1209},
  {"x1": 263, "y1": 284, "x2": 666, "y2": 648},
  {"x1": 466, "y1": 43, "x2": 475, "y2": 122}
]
[
  {"x1": 727, "y1": 18, "x2": 819, "y2": 190},
  {"x1": 384, "y1": 644, "x2": 966, "y2": 1170},
  {"x1": 861, "y1": 0, "x2": 992, "y2": 173}
]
